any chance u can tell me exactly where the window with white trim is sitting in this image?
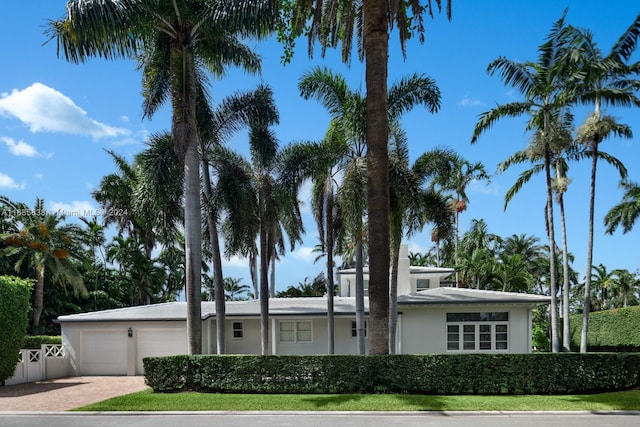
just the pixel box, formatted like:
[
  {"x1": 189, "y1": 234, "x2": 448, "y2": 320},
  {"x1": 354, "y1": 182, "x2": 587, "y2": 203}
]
[
  {"x1": 279, "y1": 320, "x2": 312, "y2": 343},
  {"x1": 232, "y1": 321, "x2": 244, "y2": 339},
  {"x1": 446, "y1": 312, "x2": 509, "y2": 351},
  {"x1": 351, "y1": 320, "x2": 367, "y2": 337},
  {"x1": 416, "y1": 278, "x2": 430, "y2": 290}
]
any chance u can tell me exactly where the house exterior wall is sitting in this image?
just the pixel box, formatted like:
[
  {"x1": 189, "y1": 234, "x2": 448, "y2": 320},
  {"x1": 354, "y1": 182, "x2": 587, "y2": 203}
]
[
  {"x1": 62, "y1": 320, "x2": 187, "y2": 376},
  {"x1": 399, "y1": 305, "x2": 533, "y2": 354},
  {"x1": 213, "y1": 317, "x2": 363, "y2": 355}
]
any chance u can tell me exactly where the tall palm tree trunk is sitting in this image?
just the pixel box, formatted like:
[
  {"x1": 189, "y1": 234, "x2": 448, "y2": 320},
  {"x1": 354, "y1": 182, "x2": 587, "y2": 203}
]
[
  {"x1": 326, "y1": 192, "x2": 335, "y2": 354},
  {"x1": 559, "y1": 192, "x2": 571, "y2": 352},
  {"x1": 32, "y1": 263, "x2": 45, "y2": 327},
  {"x1": 202, "y1": 160, "x2": 225, "y2": 354},
  {"x1": 355, "y1": 236, "x2": 366, "y2": 355},
  {"x1": 388, "y1": 241, "x2": 400, "y2": 354},
  {"x1": 173, "y1": 46, "x2": 202, "y2": 355},
  {"x1": 581, "y1": 145, "x2": 598, "y2": 353},
  {"x1": 364, "y1": 0, "x2": 390, "y2": 356},
  {"x1": 259, "y1": 224, "x2": 270, "y2": 355},
  {"x1": 545, "y1": 150, "x2": 559, "y2": 353}
]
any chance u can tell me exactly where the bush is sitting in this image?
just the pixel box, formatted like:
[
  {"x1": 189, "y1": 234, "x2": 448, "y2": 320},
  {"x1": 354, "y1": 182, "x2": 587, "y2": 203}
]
[
  {"x1": 570, "y1": 306, "x2": 640, "y2": 351},
  {"x1": 21, "y1": 335, "x2": 62, "y2": 349},
  {"x1": 0, "y1": 276, "x2": 32, "y2": 384},
  {"x1": 144, "y1": 353, "x2": 640, "y2": 395}
]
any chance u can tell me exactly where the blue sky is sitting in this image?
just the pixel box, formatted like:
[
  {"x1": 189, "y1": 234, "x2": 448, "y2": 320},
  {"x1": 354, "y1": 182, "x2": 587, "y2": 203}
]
[{"x1": 1, "y1": 1, "x2": 639, "y2": 294}]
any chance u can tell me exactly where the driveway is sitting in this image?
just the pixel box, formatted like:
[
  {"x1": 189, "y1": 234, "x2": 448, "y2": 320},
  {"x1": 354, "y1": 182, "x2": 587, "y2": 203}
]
[{"x1": 0, "y1": 376, "x2": 149, "y2": 412}]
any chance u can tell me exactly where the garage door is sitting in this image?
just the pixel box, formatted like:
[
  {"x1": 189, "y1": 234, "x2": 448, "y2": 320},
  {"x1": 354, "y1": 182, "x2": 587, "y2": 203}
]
[
  {"x1": 81, "y1": 330, "x2": 128, "y2": 375},
  {"x1": 136, "y1": 328, "x2": 187, "y2": 374}
]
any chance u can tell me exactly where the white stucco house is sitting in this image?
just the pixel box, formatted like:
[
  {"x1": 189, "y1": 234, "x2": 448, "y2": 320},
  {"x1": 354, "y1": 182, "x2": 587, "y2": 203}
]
[{"x1": 57, "y1": 245, "x2": 550, "y2": 376}]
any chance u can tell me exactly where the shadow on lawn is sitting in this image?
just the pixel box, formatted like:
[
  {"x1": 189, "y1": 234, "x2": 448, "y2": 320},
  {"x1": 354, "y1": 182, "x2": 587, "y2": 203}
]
[
  {"x1": 561, "y1": 390, "x2": 640, "y2": 411},
  {"x1": 298, "y1": 393, "x2": 449, "y2": 411}
]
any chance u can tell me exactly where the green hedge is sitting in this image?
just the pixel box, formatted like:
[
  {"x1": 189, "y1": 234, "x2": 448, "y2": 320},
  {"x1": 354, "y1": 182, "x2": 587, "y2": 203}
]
[
  {"x1": 0, "y1": 276, "x2": 32, "y2": 384},
  {"x1": 144, "y1": 353, "x2": 640, "y2": 395},
  {"x1": 21, "y1": 335, "x2": 62, "y2": 349},
  {"x1": 570, "y1": 306, "x2": 640, "y2": 351}
]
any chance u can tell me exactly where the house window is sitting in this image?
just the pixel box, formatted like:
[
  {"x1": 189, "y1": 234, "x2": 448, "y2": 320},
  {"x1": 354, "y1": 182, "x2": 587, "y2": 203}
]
[
  {"x1": 279, "y1": 321, "x2": 312, "y2": 343},
  {"x1": 232, "y1": 321, "x2": 244, "y2": 339},
  {"x1": 416, "y1": 278, "x2": 430, "y2": 290},
  {"x1": 446, "y1": 312, "x2": 509, "y2": 351},
  {"x1": 351, "y1": 320, "x2": 367, "y2": 337}
]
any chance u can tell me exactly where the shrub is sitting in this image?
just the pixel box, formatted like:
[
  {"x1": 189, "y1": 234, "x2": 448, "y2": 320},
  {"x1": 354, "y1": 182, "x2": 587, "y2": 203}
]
[
  {"x1": 570, "y1": 306, "x2": 640, "y2": 351},
  {"x1": 0, "y1": 276, "x2": 33, "y2": 384},
  {"x1": 21, "y1": 335, "x2": 62, "y2": 349},
  {"x1": 144, "y1": 353, "x2": 640, "y2": 395}
]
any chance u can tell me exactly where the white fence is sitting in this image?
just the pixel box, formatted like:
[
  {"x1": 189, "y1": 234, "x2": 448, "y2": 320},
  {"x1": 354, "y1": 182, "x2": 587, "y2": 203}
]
[{"x1": 5, "y1": 345, "x2": 69, "y2": 385}]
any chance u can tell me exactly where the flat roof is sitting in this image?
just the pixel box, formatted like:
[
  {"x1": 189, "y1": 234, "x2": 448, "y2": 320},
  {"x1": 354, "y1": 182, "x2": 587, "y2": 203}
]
[{"x1": 56, "y1": 288, "x2": 550, "y2": 323}]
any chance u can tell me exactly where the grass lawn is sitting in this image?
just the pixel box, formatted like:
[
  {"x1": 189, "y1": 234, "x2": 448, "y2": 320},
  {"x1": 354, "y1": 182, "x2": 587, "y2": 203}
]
[{"x1": 75, "y1": 389, "x2": 640, "y2": 412}]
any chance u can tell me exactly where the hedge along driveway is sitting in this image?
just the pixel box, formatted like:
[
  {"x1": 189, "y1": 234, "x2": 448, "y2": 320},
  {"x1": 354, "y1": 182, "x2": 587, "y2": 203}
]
[{"x1": 0, "y1": 276, "x2": 32, "y2": 384}]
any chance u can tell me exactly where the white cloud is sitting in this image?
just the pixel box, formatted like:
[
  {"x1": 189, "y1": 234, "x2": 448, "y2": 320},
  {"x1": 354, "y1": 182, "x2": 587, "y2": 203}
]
[
  {"x1": 0, "y1": 172, "x2": 25, "y2": 189},
  {"x1": 289, "y1": 246, "x2": 317, "y2": 264},
  {"x1": 0, "y1": 83, "x2": 130, "y2": 140},
  {"x1": 469, "y1": 180, "x2": 500, "y2": 196},
  {"x1": 1, "y1": 136, "x2": 40, "y2": 157},
  {"x1": 458, "y1": 96, "x2": 485, "y2": 108},
  {"x1": 222, "y1": 254, "x2": 249, "y2": 268},
  {"x1": 48, "y1": 200, "x2": 96, "y2": 217}
]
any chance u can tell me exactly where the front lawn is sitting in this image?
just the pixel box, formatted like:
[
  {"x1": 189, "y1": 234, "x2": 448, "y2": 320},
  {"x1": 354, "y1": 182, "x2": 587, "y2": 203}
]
[{"x1": 74, "y1": 389, "x2": 640, "y2": 412}]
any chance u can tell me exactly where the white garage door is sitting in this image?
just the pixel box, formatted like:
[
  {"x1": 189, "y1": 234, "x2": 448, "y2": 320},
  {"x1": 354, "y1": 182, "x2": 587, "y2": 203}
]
[
  {"x1": 81, "y1": 330, "x2": 128, "y2": 375},
  {"x1": 136, "y1": 328, "x2": 187, "y2": 374}
]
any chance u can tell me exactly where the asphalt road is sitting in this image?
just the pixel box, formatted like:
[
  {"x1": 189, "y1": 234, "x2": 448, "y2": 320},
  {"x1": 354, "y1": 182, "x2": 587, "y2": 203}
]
[{"x1": 1, "y1": 412, "x2": 639, "y2": 427}]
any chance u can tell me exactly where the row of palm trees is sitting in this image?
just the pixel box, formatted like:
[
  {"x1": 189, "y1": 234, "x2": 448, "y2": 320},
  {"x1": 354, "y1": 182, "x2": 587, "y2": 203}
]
[
  {"x1": 42, "y1": 1, "x2": 640, "y2": 356},
  {"x1": 47, "y1": 0, "x2": 456, "y2": 356},
  {"x1": 471, "y1": 11, "x2": 640, "y2": 352}
]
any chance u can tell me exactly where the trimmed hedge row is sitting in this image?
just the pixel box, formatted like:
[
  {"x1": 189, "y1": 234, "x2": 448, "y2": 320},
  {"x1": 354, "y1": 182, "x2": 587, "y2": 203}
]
[
  {"x1": 570, "y1": 306, "x2": 640, "y2": 351},
  {"x1": 144, "y1": 353, "x2": 640, "y2": 395},
  {"x1": 22, "y1": 335, "x2": 62, "y2": 349},
  {"x1": 0, "y1": 276, "x2": 32, "y2": 384}
]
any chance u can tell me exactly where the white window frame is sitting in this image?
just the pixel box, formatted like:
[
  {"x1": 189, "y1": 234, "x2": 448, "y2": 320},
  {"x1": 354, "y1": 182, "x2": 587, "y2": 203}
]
[
  {"x1": 279, "y1": 320, "x2": 313, "y2": 343},
  {"x1": 351, "y1": 320, "x2": 368, "y2": 338},
  {"x1": 446, "y1": 312, "x2": 509, "y2": 352},
  {"x1": 416, "y1": 278, "x2": 430, "y2": 290},
  {"x1": 232, "y1": 321, "x2": 244, "y2": 340}
]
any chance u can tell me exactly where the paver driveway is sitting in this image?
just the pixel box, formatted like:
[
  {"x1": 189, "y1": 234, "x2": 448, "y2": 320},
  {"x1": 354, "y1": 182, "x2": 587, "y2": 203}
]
[{"x1": 0, "y1": 376, "x2": 148, "y2": 412}]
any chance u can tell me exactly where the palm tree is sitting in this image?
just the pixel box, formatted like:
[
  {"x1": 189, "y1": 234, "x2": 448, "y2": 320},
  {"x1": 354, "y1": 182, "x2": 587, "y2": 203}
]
[
  {"x1": 200, "y1": 85, "x2": 279, "y2": 354},
  {"x1": 433, "y1": 155, "x2": 490, "y2": 284},
  {"x1": 389, "y1": 143, "x2": 455, "y2": 353},
  {"x1": 1, "y1": 198, "x2": 87, "y2": 327},
  {"x1": 566, "y1": 14, "x2": 640, "y2": 352},
  {"x1": 223, "y1": 277, "x2": 252, "y2": 301},
  {"x1": 213, "y1": 109, "x2": 305, "y2": 355},
  {"x1": 472, "y1": 13, "x2": 582, "y2": 352},
  {"x1": 298, "y1": 66, "x2": 369, "y2": 354},
  {"x1": 285, "y1": 0, "x2": 452, "y2": 354},
  {"x1": 610, "y1": 269, "x2": 639, "y2": 308},
  {"x1": 497, "y1": 111, "x2": 577, "y2": 351},
  {"x1": 605, "y1": 181, "x2": 640, "y2": 234},
  {"x1": 48, "y1": 0, "x2": 279, "y2": 355}
]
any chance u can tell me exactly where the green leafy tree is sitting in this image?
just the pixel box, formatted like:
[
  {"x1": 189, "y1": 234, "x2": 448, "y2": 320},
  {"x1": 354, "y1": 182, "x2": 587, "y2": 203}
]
[
  {"x1": 1, "y1": 199, "x2": 87, "y2": 328},
  {"x1": 276, "y1": 273, "x2": 329, "y2": 298},
  {"x1": 49, "y1": 0, "x2": 279, "y2": 355}
]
